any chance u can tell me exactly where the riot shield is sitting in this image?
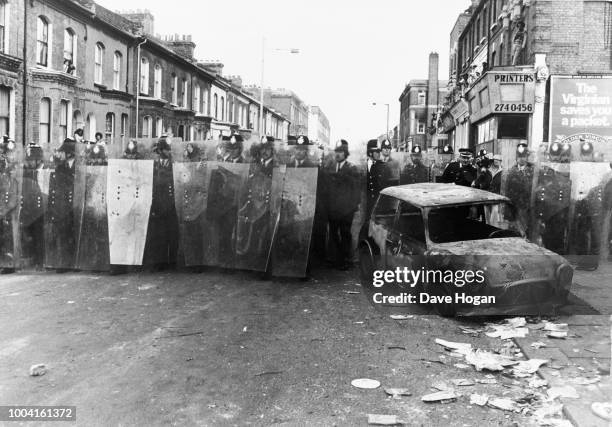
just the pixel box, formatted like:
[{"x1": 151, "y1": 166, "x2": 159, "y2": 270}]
[
  {"x1": 383, "y1": 151, "x2": 410, "y2": 186},
  {"x1": 106, "y1": 159, "x2": 154, "y2": 265},
  {"x1": 531, "y1": 161, "x2": 571, "y2": 254},
  {"x1": 271, "y1": 167, "x2": 318, "y2": 277},
  {"x1": 233, "y1": 164, "x2": 282, "y2": 272},
  {"x1": 44, "y1": 152, "x2": 78, "y2": 269},
  {"x1": 172, "y1": 161, "x2": 208, "y2": 266},
  {"x1": 203, "y1": 161, "x2": 250, "y2": 268},
  {"x1": 0, "y1": 143, "x2": 23, "y2": 269},
  {"x1": 171, "y1": 141, "x2": 209, "y2": 163},
  {"x1": 75, "y1": 165, "x2": 110, "y2": 271},
  {"x1": 567, "y1": 162, "x2": 612, "y2": 267}
]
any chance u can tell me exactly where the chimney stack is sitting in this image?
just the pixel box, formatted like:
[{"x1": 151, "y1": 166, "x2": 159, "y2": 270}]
[
  {"x1": 119, "y1": 10, "x2": 155, "y2": 35},
  {"x1": 163, "y1": 34, "x2": 196, "y2": 60},
  {"x1": 427, "y1": 52, "x2": 439, "y2": 141},
  {"x1": 198, "y1": 61, "x2": 224, "y2": 76}
]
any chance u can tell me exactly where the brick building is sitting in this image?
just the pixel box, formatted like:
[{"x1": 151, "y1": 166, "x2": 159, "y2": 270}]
[
  {"x1": 398, "y1": 52, "x2": 448, "y2": 151},
  {"x1": 440, "y1": 0, "x2": 612, "y2": 168},
  {"x1": 0, "y1": 0, "x2": 291, "y2": 149},
  {"x1": 256, "y1": 88, "x2": 310, "y2": 136},
  {"x1": 307, "y1": 106, "x2": 330, "y2": 147}
]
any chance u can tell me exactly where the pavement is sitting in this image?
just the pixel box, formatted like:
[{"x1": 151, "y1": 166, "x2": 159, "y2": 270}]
[{"x1": 0, "y1": 264, "x2": 609, "y2": 426}]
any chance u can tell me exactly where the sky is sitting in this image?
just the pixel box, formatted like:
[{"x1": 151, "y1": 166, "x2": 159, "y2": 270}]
[{"x1": 98, "y1": 0, "x2": 471, "y2": 147}]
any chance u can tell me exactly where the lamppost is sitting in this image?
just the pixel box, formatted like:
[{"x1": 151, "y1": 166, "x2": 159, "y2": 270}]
[
  {"x1": 372, "y1": 102, "x2": 390, "y2": 142},
  {"x1": 259, "y1": 37, "x2": 299, "y2": 137}
]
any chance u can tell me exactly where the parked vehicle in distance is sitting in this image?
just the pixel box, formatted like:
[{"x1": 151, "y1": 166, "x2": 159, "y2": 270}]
[{"x1": 358, "y1": 183, "x2": 573, "y2": 316}]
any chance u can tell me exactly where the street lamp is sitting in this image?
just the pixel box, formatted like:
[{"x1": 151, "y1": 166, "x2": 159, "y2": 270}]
[
  {"x1": 372, "y1": 102, "x2": 390, "y2": 142},
  {"x1": 259, "y1": 38, "x2": 299, "y2": 137}
]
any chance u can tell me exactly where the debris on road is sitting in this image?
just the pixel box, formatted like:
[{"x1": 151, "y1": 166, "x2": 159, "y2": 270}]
[
  {"x1": 435, "y1": 338, "x2": 472, "y2": 354},
  {"x1": 469, "y1": 394, "x2": 488, "y2": 406},
  {"x1": 137, "y1": 284, "x2": 155, "y2": 291},
  {"x1": 530, "y1": 341, "x2": 547, "y2": 349},
  {"x1": 29, "y1": 364, "x2": 47, "y2": 376},
  {"x1": 487, "y1": 397, "x2": 519, "y2": 412},
  {"x1": 543, "y1": 321, "x2": 568, "y2": 332},
  {"x1": 546, "y1": 331, "x2": 568, "y2": 339},
  {"x1": 431, "y1": 381, "x2": 452, "y2": 391},
  {"x1": 384, "y1": 388, "x2": 412, "y2": 398},
  {"x1": 390, "y1": 314, "x2": 414, "y2": 320},
  {"x1": 451, "y1": 379, "x2": 474, "y2": 386},
  {"x1": 511, "y1": 359, "x2": 548, "y2": 377},
  {"x1": 486, "y1": 322, "x2": 528, "y2": 340},
  {"x1": 459, "y1": 326, "x2": 482, "y2": 335},
  {"x1": 474, "y1": 377, "x2": 497, "y2": 385},
  {"x1": 527, "y1": 377, "x2": 548, "y2": 388},
  {"x1": 547, "y1": 385, "x2": 579, "y2": 400},
  {"x1": 465, "y1": 349, "x2": 516, "y2": 372},
  {"x1": 421, "y1": 390, "x2": 459, "y2": 403},
  {"x1": 386, "y1": 345, "x2": 407, "y2": 350},
  {"x1": 454, "y1": 363, "x2": 470, "y2": 369},
  {"x1": 344, "y1": 291, "x2": 360, "y2": 295},
  {"x1": 351, "y1": 378, "x2": 381, "y2": 389},
  {"x1": 367, "y1": 414, "x2": 404, "y2": 425},
  {"x1": 591, "y1": 402, "x2": 612, "y2": 421}
]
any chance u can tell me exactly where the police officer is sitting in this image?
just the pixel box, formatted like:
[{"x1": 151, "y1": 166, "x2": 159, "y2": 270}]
[
  {"x1": 572, "y1": 140, "x2": 605, "y2": 270},
  {"x1": 505, "y1": 143, "x2": 535, "y2": 235},
  {"x1": 85, "y1": 142, "x2": 108, "y2": 166},
  {"x1": 325, "y1": 140, "x2": 360, "y2": 270},
  {"x1": 47, "y1": 138, "x2": 77, "y2": 271},
  {"x1": 183, "y1": 143, "x2": 201, "y2": 162},
  {"x1": 441, "y1": 148, "x2": 477, "y2": 186},
  {"x1": 473, "y1": 149, "x2": 492, "y2": 191},
  {"x1": 20, "y1": 143, "x2": 45, "y2": 268},
  {"x1": 431, "y1": 144, "x2": 454, "y2": 183},
  {"x1": 366, "y1": 139, "x2": 390, "y2": 217},
  {"x1": 144, "y1": 137, "x2": 179, "y2": 270},
  {"x1": 401, "y1": 145, "x2": 429, "y2": 184},
  {"x1": 289, "y1": 135, "x2": 316, "y2": 168},
  {"x1": 0, "y1": 138, "x2": 18, "y2": 273},
  {"x1": 223, "y1": 134, "x2": 245, "y2": 163},
  {"x1": 533, "y1": 142, "x2": 571, "y2": 254},
  {"x1": 381, "y1": 139, "x2": 401, "y2": 185},
  {"x1": 256, "y1": 136, "x2": 275, "y2": 177}
]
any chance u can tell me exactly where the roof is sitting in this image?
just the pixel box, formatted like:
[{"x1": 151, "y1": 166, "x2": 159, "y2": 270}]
[{"x1": 380, "y1": 183, "x2": 509, "y2": 208}]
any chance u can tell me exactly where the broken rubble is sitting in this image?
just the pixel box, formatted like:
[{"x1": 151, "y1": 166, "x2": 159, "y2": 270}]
[
  {"x1": 487, "y1": 397, "x2": 519, "y2": 412},
  {"x1": 421, "y1": 390, "x2": 459, "y2": 402},
  {"x1": 29, "y1": 364, "x2": 47, "y2": 376},
  {"x1": 511, "y1": 359, "x2": 548, "y2": 378},
  {"x1": 384, "y1": 388, "x2": 412, "y2": 398},
  {"x1": 464, "y1": 349, "x2": 517, "y2": 372},
  {"x1": 547, "y1": 385, "x2": 579, "y2": 400},
  {"x1": 367, "y1": 414, "x2": 405, "y2": 425},
  {"x1": 469, "y1": 394, "x2": 488, "y2": 406}
]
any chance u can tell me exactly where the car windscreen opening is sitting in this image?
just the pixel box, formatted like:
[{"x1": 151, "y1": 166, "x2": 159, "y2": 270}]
[{"x1": 427, "y1": 202, "x2": 524, "y2": 243}]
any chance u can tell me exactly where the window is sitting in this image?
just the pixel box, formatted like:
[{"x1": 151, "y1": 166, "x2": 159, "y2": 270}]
[
  {"x1": 154, "y1": 65, "x2": 162, "y2": 98},
  {"x1": 498, "y1": 115, "x2": 528, "y2": 139},
  {"x1": 213, "y1": 94, "x2": 218, "y2": 119},
  {"x1": 0, "y1": 86, "x2": 10, "y2": 137},
  {"x1": 142, "y1": 115, "x2": 152, "y2": 138},
  {"x1": 39, "y1": 98, "x2": 51, "y2": 143},
  {"x1": 63, "y1": 28, "x2": 76, "y2": 73},
  {"x1": 86, "y1": 113, "x2": 96, "y2": 141},
  {"x1": 113, "y1": 52, "x2": 122, "y2": 90},
  {"x1": 105, "y1": 112, "x2": 115, "y2": 142},
  {"x1": 477, "y1": 118, "x2": 495, "y2": 144},
  {"x1": 140, "y1": 57, "x2": 149, "y2": 95},
  {"x1": 156, "y1": 117, "x2": 163, "y2": 137},
  {"x1": 94, "y1": 43, "x2": 104, "y2": 84},
  {"x1": 171, "y1": 74, "x2": 178, "y2": 104},
  {"x1": 203, "y1": 89, "x2": 209, "y2": 115},
  {"x1": 0, "y1": 1, "x2": 6, "y2": 53},
  {"x1": 37, "y1": 17, "x2": 49, "y2": 67},
  {"x1": 220, "y1": 96, "x2": 225, "y2": 121},
  {"x1": 193, "y1": 84, "x2": 200, "y2": 113},
  {"x1": 181, "y1": 78, "x2": 188, "y2": 107},
  {"x1": 59, "y1": 100, "x2": 70, "y2": 140},
  {"x1": 373, "y1": 195, "x2": 399, "y2": 228},
  {"x1": 72, "y1": 110, "x2": 83, "y2": 135},
  {"x1": 397, "y1": 202, "x2": 425, "y2": 244},
  {"x1": 229, "y1": 100, "x2": 233, "y2": 123},
  {"x1": 417, "y1": 91, "x2": 426, "y2": 105},
  {"x1": 417, "y1": 120, "x2": 426, "y2": 134},
  {"x1": 120, "y1": 113, "x2": 128, "y2": 143}
]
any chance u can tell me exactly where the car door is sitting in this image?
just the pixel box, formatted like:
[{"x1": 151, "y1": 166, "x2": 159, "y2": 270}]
[
  {"x1": 386, "y1": 201, "x2": 428, "y2": 287},
  {"x1": 368, "y1": 195, "x2": 400, "y2": 267}
]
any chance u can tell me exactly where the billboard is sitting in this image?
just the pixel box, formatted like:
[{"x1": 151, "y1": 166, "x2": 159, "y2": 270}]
[{"x1": 550, "y1": 76, "x2": 612, "y2": 143}]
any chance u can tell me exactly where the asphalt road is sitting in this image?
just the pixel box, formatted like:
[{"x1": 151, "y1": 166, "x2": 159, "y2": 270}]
[{"x1": 0, "y1": 267, "x2": 590, "y2": 426}]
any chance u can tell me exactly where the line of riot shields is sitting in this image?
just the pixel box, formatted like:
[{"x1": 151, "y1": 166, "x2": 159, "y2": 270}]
[{"x1": 0, "y1": 138, "x2": 320, "y2": 278}]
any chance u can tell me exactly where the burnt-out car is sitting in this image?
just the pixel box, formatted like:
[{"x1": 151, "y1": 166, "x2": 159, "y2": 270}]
[{"x1": 358, "y1": 183, "x2": 573, "y2": 316}]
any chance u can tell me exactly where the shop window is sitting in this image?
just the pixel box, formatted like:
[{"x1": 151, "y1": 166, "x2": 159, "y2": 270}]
[{"x1": 498, "y1": 115, "x2": 528, "y2": 139}]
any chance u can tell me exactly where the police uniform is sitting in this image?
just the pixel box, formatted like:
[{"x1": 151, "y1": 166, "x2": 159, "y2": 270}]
[
  {"x1": 20, "y1": 143, "x2": 46, "y2": 267},
  {"x1": 325, "y1": 140, "x2": 360, "y2": 270},
  {"x1": 473, "y1": 149, "x2": 493, "y2": 191},
  {"x1": 366, "y1": 139, "x2": 391, "y2": 217},
  {"x1": 0, "y1": 138, "x2": 19, "y2": 271},
  {"x1": 431, "y1": 145, "x2": 454, "y2": 183},
  {"x1": 46, "y1": 138, "x2": 77, "y2": 269},
  {"x1": 222, "y1": 135, "x2": 245, "y2": 164},
  {"x1": 505, "y1": 143, "x2": 535, "y2": 235},
  {"x1": 381, "y1": 139, "x2": 401, "y2": 186},
  {"x1": 401, "y1": 145, "x2": 429, "y2": 184},
  {"x1": 289, "y1": 135, "x2": 317, "y2": 168},
  {"x1": 572, "y1": 141, "x2": 606, "y2": 270},
  {"x1": 441, "y1": 149, "x2": 477, "y2": 186},
  {"x1": 123, "y1": 140, "x2": 143, "y2": 160},
  {"x1": 144, "y1": 137, "x2": 179, "y2": 268},
  {"x1": 183, "y1": 143, "x2": 201, "y2": 162}
]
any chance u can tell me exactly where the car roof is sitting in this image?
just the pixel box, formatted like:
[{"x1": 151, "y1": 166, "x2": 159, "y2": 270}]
[{"x1": 380, "y1": 183, "x2": 509, "y2": 208}]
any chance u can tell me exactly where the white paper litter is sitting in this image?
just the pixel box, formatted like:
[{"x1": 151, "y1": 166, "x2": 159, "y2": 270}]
[
  {"x1": 421, "y1": 390, "x2": 459, "y2": 402},
  {"x1": 530, "y1": 341, "x2": 547, "y2": 349},
  {"x1": 470, "y1": 394, "x2": 488, "y2": 406},
  {"x1": 384, "y1": 388, "x2": 412, "y2": 398},
  {"x1": 390, "y1": 314, "x2": 414, "y2": 320},
  {"x1": 487, "y1": 397, "x2": 519, "y2": 412},
  {"x1": 351, "y1": 378, "x2": 381, "y2": 389},
  {"x1": 547, "y1": 385, "x2": 579, "y2": 400},
  {"x1": 451, "y1": 379, "x2": 475, "y2": 386},
  {"x1": 465, "y1": 349, "x2": 517, "y2": 371},
  {"x1": 543, "y1": 322, "x2": 569, "y2": 332},
  {"x1": 512, "y1": 359, "x2": 548, "y2": 377},
  {"x1": 435, "y1": 338, "x2": 472, "y2": 355},
  {"x1": 367, "y1": 414, "x2": 404, "y2": 425}
]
